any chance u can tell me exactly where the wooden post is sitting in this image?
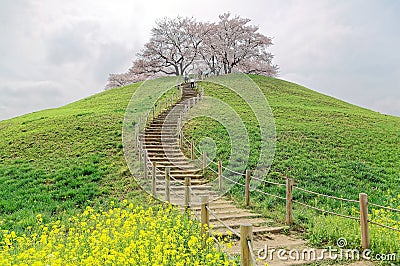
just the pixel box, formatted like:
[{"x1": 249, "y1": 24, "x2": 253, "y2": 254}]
[
  {"x1": 203, "y1": 152, "x2": 207, "y2": 175},
  {"x1": 286, "y1": 178, "x2": 294, "y2": 225},
  {"x1": 151, "y1": 161, "x2": 156, "y2": 196},
  {"x1": 166, "y1": 97, "x2": 168, "y2": 109},
  {"x1": 138, "y1": 141, "x2": 142, "y2": 167},
  {"x1": 191, "y1": 140, "x2": 194, "y2": 160},
  {"x1": 165, "y1": 167, "x2": 170, "y2": 203},
  {"x1": 134, "y1": 125, "x2": 139, "y2": 154},
  {"x1": 152, "y1": 106, "x2": 155, "y2": 120},
  {"x1": 359, "y1": 193, "x2": 370, "y2": 249},
  {"x1": 240, "y1": 224, "x2": 253, "y2": 266},
  {"x1": 218, "y1": 160, "x2": 222, "y2": 190},
  {"x1": 144, "y1": 151, "x2": 148, "y2": 179},
  {"x1": 245, "y1": 170, "x2": 250, "y2": 206},
  {"x1": 184, "y1": 177, "x2": 191, "y2": 210},
  {"x1": 200, "y1": 196, "x2": 209, "y2": 237}
]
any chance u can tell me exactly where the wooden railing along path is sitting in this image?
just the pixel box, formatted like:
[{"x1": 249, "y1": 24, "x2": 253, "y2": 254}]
[{"x1": 133, "y1": 82, "x2": 400, "y2": 265}]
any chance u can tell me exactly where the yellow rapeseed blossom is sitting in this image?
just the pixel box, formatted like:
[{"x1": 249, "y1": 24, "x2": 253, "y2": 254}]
[{"x1": 0, "y1": 202, "x2": 237, "y2": 265}]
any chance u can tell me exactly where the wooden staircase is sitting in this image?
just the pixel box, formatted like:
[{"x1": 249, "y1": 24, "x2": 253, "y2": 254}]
[
  {"x1": 140, "y1": 84, "x2": 310, "y2": 264},
  {"x1": 141, "y1": 84, "x2": 281, "y2": 230}
]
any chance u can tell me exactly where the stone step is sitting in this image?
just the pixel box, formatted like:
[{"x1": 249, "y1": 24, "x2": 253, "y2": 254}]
[
  {"x1": 212, "y1": 226, "x2": 286, "y2": 237},
  {"x1": 210, "y1": 218, "x2": 270, "y2": 230},
  {"x1": 147, "y1": 122, "x2": 177, "y2": 126},
  {"x1": 154, "y1": 164, "x2": 198, "y2": 170},
  {"x1": 155, "y1": 184, "x2": 213, "y2": 190},
  {"x1": 148, "y1": 156, "x2": 188, "y2": 162},
  {"x1": 144, "y1": 128, "x2": 176, "y2": 132},
  {"x1": 142, "y1": 136, "x2": 177, "y2": 140},
  {"x1": 169, "y1": 174, "x2": 203, "y2": 179},
  {"x1": 146, "y1": 149, "x2": 182, "y2": 153},
  {"x1": 209, "y1": 212, "x2": 261, "y2": 222},
  {"x1": 155, "y1": 169, "x2": 201, "y2": 175},
  {"x1": 156, "y1": 189, "x2": 220, "y2": 198},
  {"x1": 153, "y1": 174, "x2": 203, "y2": 179},
  {"x1": 148, "y1": 151, "x2": 184, "y2": 156},
  {"x1": 149, "y1": 161, "x2": 195, "y2": 167},
  {"x1": 142, "y1": 141, "x2": 177, "y2": 145},
  {"x1": 142, "y1": 138, "x2": 177, "y2": 142},
  {"x1": 141, "y1": 135, "x2": 176, "y2": 139},
  {"x1": 144, "y1": 145, "x2": 181, "y2": 149},
  {"x1": 147, "y1": 156, "x2": 190, "y2": 161},
  {"x1": 143, "y1": 132, "x2": 176, "y2": 136}
]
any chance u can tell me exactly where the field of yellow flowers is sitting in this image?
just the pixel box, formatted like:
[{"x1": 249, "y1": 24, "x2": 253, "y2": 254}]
[{"x1": 0, "y1": 201, "x2": 236, "y2": 265}]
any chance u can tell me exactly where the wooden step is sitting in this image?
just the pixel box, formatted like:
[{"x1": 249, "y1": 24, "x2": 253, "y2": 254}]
[
  {"x1": 144, "y1": 145, "x2": 180, "y2": 149},
  {"x1": 212, "y1": 226, "x2": 286, "y2": 237},
  {"x1": 209, "y1": 212, "x2": 261, "y2": 222},
  {"x1": 210, "y1": 218, "x2": 270, "y2": 230}
]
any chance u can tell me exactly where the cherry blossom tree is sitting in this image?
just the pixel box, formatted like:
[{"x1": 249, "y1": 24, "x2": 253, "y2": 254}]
[
  {"x1": 138, "y1": 16, "x2": 209, "y2": 76},
  {"x1": 235, "y1": 51, "x2": 279, "y2": 76},
  {"x1": 106, "y1": 13, "x2": 278, "y2": 89},
  {"x1": 209, "y1": 13, "x2": 277, "y2": 75}
]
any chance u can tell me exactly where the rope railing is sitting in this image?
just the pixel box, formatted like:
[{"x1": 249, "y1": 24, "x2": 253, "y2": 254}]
[
  {"x1": 247, "y1": 239, "x2": 258, "y2": 266},
  {"x1": 292, "y1": 200, "x2": 360, "y2": 221},
  {"x1": 195, "y1": 145, "x2": 400, "y2": 249},
  {"x1": 136, "y1": 82, "x2": 399, "y2": 259},
  {"x1": 293, "y1": 186, "x2": 359, "y2": 203},
  {"x1": 188, "y1": 185, "x2": 201, "y2": 200},
  {"x1": 251, "y1": 175, "x2": 286, "y2": 187},
  {"x1": 368, "y1": 202, "x2": 400, "y2": 213},
  {"x1": 221, "y1": 165, "x2": 246, "y2": 177},
  {"x1": 368, "y1": 220, "x2": 400, "y2": 233},
  {"x1": 252, "y1": 187, "x2": 286, "y2": 201},
  {"x1": 206, "y1": 166, "x2": 245, "y2": 187}
]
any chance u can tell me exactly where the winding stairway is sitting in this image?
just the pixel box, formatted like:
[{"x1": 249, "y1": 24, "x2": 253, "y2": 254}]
[{"x1": 140, "y1": 84, "x2": 309, "y2": 264}]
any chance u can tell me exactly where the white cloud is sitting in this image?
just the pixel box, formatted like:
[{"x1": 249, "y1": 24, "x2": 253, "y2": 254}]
[
  {"x1": 0, "y1": 0, "x2": 399, "y2": 120},
  {"x1": 372, "y1": 98, "x2": 400, "y2": 117}
]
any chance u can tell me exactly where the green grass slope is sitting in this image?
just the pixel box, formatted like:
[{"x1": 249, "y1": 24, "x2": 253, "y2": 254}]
[
  {"x1": 0, "y1": 75, "x2": 399, "y2": 243},
  {"x1": 0, "y1": 83, "x2": 142, "y2": 230},
  {"x1": 186, "y1": 75, "x2": 400, "y2": 206}
]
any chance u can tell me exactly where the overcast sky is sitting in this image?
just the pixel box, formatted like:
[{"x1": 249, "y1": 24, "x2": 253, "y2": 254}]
[{"x1": 1, "y1": 0, "x2": 400, "y2": 121}]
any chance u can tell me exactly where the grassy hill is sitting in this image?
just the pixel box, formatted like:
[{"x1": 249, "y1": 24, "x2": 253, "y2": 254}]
[
  {"x1": 188, "y1": 75, "x2": 400, "y2": 204},
  {"x1": 184, "y1": 75, "x2": 400, "y2": 254},
  {"x1": 0, "y1": 83, "x2": 142, "y2": 230},
  {"x1": 0, "y1": 74, "x2": 399, "y2": 257}
]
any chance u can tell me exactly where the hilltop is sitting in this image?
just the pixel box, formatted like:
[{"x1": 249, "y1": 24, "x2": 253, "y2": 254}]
[{"x1": 0, "y1": 75, "x2": 399, "y2": 256}]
